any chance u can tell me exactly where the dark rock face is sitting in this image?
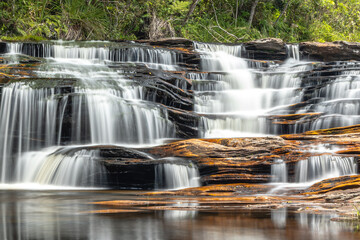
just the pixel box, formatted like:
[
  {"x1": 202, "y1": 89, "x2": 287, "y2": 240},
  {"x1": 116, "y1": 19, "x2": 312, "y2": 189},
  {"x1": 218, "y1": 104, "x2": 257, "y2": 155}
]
[
  {"x1": 244, "y1": 38, "x2": 287, "y2": 60},
  {"x1": 138, "y1": 38, "x2": 194, "y2": 48},
  {"x1": 167, "y1": 107, "x2": 199, "y2": 138},
  {"x1": 242, "y1": 39, "x2": 360, "y2": 62},
  {"x1": 97, "y1": 146, "x2": 157, "y2": 189},
  {"x1": 300, "y1": 41, "x2": 360, "y2": 61},
  {"x1": 0, "y1": 42, "x2": 6, "y2": 54}
]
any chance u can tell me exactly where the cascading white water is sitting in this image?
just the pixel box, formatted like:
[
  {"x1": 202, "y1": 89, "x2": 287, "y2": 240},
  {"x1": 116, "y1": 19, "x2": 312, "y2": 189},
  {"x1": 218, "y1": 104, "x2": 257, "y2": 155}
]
[
  {"x1": 268, "y1": 154, "x2": 357, "y2": 195},
  {"x1": 7, "y1": 42, "x2": 23, "y2": 54},
  {"x1": 271, "y1": 159, "x2": 288, "y2": 183},
  {"x1": 0, "y1": 42, "x2": 179, "y2": 187},
  {"x1": 70, "y1": 89, "x2": 175, "y2": 144},
  {"x1": 0, "y1": 82, "x2": 61, "y2": 182},
  {"x1": 193, "y1": 42, "x2": 243, "y2": 57},
  {"x1": 193, "y1": 42, "x2": 360, "y2": 136},
  {"x1": 286, "y1": 44, "x2": 300, "y2": 61},
  {"x1": 33, "y1": 60, "x2": 176, "y2": 144},
  {"x1": 155, "y1": 158, "x2": 200, "y2": 190},
  {"x1": 15, "y1": 147, "x2": 106, "y2": 187},
  {"x1": 6, "y1": 42, "x2": 180, "y2": 70},
  {"x1": 305, "y1": 72, "x2": 360, "y2": 130},
  {"x1": 193, "y1": 42, "x2": 312, "y2": 137},
  {"x1": 295, "y1": 155, "x2": 357, "y2": 183},
  {"x1": 270, "y1": 155, "x2": 356, "y2": 185}
]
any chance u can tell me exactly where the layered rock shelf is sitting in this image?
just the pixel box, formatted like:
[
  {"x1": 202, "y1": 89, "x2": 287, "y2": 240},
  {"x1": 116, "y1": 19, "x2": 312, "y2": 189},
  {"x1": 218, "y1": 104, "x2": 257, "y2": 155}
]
[{"x1": 89, "y1": 127, "x2": 360, "y2": 217}]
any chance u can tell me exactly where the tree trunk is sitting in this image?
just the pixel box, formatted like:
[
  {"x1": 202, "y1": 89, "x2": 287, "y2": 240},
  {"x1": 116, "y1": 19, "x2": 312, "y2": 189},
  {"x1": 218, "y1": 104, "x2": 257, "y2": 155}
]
[
  {"x1": 182, "y1": 0, "x2": 200, "y2": 26},
  {"x1": 235, "y1": 0, "x2": 245, "y2": 26},
  {"x1": 274, "y1": 0, "x2": 292, "y2": 26},
  {"x1": 235, "y1": 0, "x2": 239, "y2": 26},
  {"x1": 248, "y1": 0, "x2": 260, "y2": 28}
]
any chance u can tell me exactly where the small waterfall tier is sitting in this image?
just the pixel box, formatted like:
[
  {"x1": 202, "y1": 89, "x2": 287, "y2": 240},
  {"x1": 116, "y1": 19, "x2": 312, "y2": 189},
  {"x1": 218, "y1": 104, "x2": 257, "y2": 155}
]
[
  {"x1": 193, "y1": 41, "x2": 360, "y2": 136},
  {"x1": 271, "y1": 155, "x2": 357, "y2": 184},
  {"x1": 6, "y1": 41, "x2": 186, "y2": 71},
  {"x1": 155, "y1": 157, "x2": 200, "y2": 190},
  {"x1": 271, "y1": 159, "x2": 288, "y2": 183},
  {"x1": 295, "y1": 155, "x2": 357, "y2": 183},
  {"x1": 286, "y1": 44, "x2": 300, "y2": 61},
  {"x1": 193, "y1": 41, "x2": 312, "y2": 137},
  {"x1": 16, "y1": 147, "x2": 107, "y2": 187},
  {"x1": 266, "y1": 61, "x2": 360, "y2": 134},
  {"x1": 193, "y1": 42, "x2": 244, "y2": 57}
]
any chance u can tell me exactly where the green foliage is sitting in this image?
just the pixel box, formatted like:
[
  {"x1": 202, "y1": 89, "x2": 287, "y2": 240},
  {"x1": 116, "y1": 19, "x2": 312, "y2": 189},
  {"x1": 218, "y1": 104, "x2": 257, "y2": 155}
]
[
  {"x1": 1, "y1": 35, "x2": 46, "y2": 42},
  {"x1": 0, "y1": 0, "x2": 360, "y2": 42}
]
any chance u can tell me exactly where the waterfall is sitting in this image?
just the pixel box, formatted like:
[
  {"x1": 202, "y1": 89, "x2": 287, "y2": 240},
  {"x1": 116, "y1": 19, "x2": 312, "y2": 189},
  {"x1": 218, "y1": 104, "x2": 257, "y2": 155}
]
[
  {"x1": 271, "y1": 159, "x2": 288, "y2": 183},
  {"x1": 193, "y1": 44, "x2": 312, "y2": 137},
  {"x1": 194, "y1": 42, "x2": 360, "y2": 136},
  {"x1": 268, "y1": 155, "x2": 357, "y2": 195},
  {"x1": 295, "y1": 155, "x2": 357, "y2": 183},
  {"x1": 286, "y1": 44, "x2": 300, "y2": 61},
  {"x1": 305, "y1": 73, "x2": 360, "y2": 130},
  {"x1": 6, "y1": 42, "x2": 180, "y2": 70},
  {"x1": 15, "y1": 147, "x2": 107, "y2": 187},
  {"x1": 70, "y1": 89, "x2": 175, "y2": 144},
  {"x1": 27, "y1": 53, "x2": 176, "y2": 145},
  {"x1": 270, "y1": 155, "x2": 356, "y2": 185},
  {"x1": 155, "y1": 158, "x2": 200, "y2": 190},
  {"x1": 193, "y1": 42, "x2": 243, "y2": 57},
  {"x1": 0, "y1": 41, "x2": 179, "y2": 186},
  {"x1": 0, "y1": 82, "x2": 61, "y2": 182}
]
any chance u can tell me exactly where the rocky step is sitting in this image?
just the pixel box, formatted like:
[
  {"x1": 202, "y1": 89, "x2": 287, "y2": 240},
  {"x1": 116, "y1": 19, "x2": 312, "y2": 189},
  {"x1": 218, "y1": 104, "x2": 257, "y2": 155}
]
[
  {"x1": 3, "y1": 38, "x2": 360, "y2": 62},
  {"x1": 300, "y1": 41, "x2": 360, "y2": 62}
]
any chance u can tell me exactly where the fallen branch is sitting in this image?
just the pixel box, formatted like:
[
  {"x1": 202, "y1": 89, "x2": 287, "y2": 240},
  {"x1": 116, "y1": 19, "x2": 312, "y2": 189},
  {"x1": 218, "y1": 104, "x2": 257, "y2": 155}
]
[{"x1": 199, "y1": 24, "x2": 221, "y2": 42}]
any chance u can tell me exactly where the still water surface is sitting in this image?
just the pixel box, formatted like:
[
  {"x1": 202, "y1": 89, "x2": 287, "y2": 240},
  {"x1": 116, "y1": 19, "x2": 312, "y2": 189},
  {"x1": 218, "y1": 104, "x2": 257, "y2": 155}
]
[{"x1": 0, "y1": 190, "x2": 359, "y2": 240}]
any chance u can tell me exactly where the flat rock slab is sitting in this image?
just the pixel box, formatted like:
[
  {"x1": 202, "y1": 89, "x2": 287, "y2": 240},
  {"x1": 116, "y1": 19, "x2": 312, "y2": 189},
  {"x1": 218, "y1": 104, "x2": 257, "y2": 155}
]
[{"x1": 300, "y1": 41, "x2": 360, "y2": 61}]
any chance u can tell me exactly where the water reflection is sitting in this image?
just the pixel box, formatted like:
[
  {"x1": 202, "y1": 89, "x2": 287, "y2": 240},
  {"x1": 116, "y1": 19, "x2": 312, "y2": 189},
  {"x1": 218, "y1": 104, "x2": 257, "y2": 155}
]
[
  {"x1": 296, "y1": 212, "x2": 344, "y2": 238},
  {"x1": 271, "y1": 208, "x2": 358, "y2": 240},
  {"x1": 271, "y1": 208, "x2": 287, "y2": 228},
  {"x1": 163, "y1": 202, "x2": 199, "y2": 219},
  {"x1": 0, "y1": 191, "x2": 359, "y2": 240}
]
